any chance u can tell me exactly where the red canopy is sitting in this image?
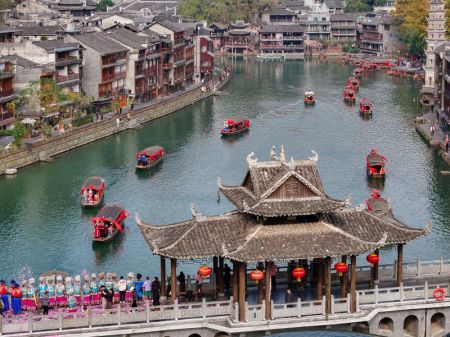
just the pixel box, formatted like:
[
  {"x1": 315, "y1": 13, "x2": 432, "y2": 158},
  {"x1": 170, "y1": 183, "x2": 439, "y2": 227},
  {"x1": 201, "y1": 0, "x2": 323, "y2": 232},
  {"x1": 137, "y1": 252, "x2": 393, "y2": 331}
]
[
  {"x1": 136, "y1": 146, "x2": 164, "y2": 160},
  {"x1": 81, "y1": 177, "x2": 104, "y2": 193},
  {"x1": 91, "y1": 205, "x2": 128, "y2": 232}
]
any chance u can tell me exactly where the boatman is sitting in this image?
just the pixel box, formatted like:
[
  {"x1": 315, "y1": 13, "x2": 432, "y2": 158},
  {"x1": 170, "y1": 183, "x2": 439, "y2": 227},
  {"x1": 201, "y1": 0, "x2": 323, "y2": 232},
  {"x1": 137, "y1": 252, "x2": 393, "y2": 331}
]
[{"x1": 0, "y1": 280, "x2": 9, "y2": 311}]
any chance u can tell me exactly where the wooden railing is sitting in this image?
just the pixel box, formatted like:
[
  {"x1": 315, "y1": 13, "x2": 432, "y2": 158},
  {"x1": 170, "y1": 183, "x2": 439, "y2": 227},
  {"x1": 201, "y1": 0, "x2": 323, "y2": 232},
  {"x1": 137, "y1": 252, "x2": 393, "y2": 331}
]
[{"x1": 0, "y1": 88, "x2": 13, "y2": 97}]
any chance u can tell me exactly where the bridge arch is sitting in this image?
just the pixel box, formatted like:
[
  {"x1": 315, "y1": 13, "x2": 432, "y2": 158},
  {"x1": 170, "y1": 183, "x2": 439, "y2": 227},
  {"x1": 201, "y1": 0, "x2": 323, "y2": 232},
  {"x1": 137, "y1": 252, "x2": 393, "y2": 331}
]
[
  {"x1": 188, "y1": 334, "x2": 202, "y2": 337},
  {"x1": 379, "y1": 317, "x2": 394, "y2": 333},
  {"x1": 430, "y1": 312, "x2": 446, "y2": 336},
  {"x1": 214, "y1": 333, "x2": 230, "y2": 337},
  {"x1": 404, "y1": 315, "x2": 419, "y2": 337}
]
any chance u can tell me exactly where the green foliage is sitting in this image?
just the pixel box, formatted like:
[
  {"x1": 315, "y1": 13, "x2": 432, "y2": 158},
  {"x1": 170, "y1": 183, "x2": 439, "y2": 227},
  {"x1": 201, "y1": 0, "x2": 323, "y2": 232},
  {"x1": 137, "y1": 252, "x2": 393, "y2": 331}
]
[
  {"x1": 178, "y1": 0, "x2": 275, "y2": 23},
  {"x1": 72, "y1": 114, "x2": 94, "y2": 127},
  {"x1": 2, "y1": 122, "x2": 27, "y2": 147},
  {"x1": 446, "y1": 0, "x2": 450, "y2": 38},
  {"x1": 394, "y1": 0, "x2": 428, "y2": 37},
  {"x1": 96, "y1": 0, "x2": 114, "y2": 11},
  {"x1": 0, "y1": 0, "x2": 12, "y2": 10},
  {"x1": 341, "y1": 41, "x2": 359, "y2": 53},
  {"x1": 344, "y1": 0, "x2": 371, "y2": 12},
  {"x1": 404, "y1": 30, "x2": 426, "y2": 57}
]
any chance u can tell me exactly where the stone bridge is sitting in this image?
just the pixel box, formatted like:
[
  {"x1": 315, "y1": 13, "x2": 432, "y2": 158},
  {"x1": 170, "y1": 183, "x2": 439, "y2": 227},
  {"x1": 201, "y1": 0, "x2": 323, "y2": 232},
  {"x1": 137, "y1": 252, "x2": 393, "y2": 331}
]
[{"x1": 3, "y1": 258, "x2": 450, "y2": 337}]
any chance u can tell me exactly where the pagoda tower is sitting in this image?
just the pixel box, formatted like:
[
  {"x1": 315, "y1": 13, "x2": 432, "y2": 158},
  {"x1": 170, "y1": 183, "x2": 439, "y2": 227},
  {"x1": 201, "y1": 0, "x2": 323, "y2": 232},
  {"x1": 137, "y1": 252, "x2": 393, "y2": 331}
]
[{"x1": 422, "y1": 0, "x2": 446, "y2": 96}]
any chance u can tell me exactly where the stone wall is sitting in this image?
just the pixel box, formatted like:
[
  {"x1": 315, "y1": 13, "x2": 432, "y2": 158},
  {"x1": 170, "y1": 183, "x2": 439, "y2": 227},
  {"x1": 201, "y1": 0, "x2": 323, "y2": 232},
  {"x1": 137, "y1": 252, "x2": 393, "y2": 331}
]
[{"x1": 0, "y1": 77, "x2": 229, "y2": 176}]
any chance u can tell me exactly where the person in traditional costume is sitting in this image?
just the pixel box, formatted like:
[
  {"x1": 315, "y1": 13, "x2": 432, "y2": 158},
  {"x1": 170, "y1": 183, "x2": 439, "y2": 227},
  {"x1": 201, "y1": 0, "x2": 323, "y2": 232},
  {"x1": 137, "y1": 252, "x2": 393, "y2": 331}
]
[
  {"x1": 55, "y1": 275, "x2": 66, "y2": 307},
  {"x1": 37, "y1": 277, "x2": 47, "y2": 301},
  {"x1": 27, "y1": 278, "x2": 36, "y2": 311},
  {"x1": 67, "y1": 288, "x2": 76, "y2": 311},
  {"x1": 90, "y1": 273, "x2": 99, "y2": 305},
  {"x1": 111, "y1": 273, "x2": 119, "y2": 303},
  {"x1": 105, "y1": 273, "x2": 113, "y2": 291},
  {"x1": 126, "y1": 272, "x2": 134, "y2": 302},
  {"x1": 46, "y1": 277, "x2": 56, "y2": 306},
  {"x1": 20, "y1": 280, "x2": 27, "y2": 310},
  {"x1": 74, "y1": 275, "x2": 82, "y2": 305},
  {"x1": 0, "y1": 280, "x2": 9, "y2": 311},
  {"x1": 11, "y1": 283, "x2": 22, "y2": 315},
  {"x1": 82, "y1": 274, "x2": 91, "y2": 307},
  {"x1": 65, "y1": 277, "x2": 74, "y2": 307}
]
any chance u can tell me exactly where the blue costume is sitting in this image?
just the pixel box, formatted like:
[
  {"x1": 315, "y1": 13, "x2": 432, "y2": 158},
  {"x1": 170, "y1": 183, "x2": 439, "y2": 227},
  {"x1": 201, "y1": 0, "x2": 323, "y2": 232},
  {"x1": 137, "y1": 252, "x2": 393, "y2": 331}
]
[{"x1": 11, "y1": 283, "x2": 22, "y2": 315}]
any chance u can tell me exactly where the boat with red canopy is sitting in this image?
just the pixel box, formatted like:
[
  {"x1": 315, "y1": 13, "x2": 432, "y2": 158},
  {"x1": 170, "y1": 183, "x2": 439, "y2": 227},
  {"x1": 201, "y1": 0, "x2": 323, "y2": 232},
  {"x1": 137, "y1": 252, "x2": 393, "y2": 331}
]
[
  {"x1": 343, "y1": 87, "x2": 356, "y2": 102},
  {"x1": 220, "y1": 119, "x2": 250, "y2": 136},
  {"x1": 366, "y1": 189, "x2": 391, "y2": 215},
  {"x1": 136, "y1": 146, "x2": 164, "y2": 170},
  {"x1": 359, "y1": 99, "x2": 373, "y2": 115},
  {"x1": 81, "y1": 177, "x2": 105, "y2": 207},
  {"x1": 366, "y1": 149, "x2": 387, "y2": 178},
  {"x1": 304, "y1": 90, "x2": 316, "y2": 105},
  {"x1": 353, "y1": 68, "x2": 363, "y2": 78},
  {"x1": 92, "y1": 204, "x2": 128, "y2": 242},
  {"x1": 348, "y1": 77, "x2": 359, "y2": 90}
]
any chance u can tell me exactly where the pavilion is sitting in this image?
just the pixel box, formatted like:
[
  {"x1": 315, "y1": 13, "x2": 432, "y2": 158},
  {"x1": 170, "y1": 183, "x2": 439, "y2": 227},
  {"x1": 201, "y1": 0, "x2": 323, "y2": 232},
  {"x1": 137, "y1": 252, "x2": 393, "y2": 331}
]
[{"x1": 138, "y1": 146, "x2": 430, "y2": 322}]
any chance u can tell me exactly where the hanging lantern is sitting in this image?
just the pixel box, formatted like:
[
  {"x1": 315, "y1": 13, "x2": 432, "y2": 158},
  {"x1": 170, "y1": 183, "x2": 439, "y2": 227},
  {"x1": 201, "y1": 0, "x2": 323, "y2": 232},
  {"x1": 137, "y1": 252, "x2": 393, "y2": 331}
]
[
  {"x1": 250, "y1": 270, "x2": 264, "y2": 284},
  {"x1": 334, "y1": 262, "x2": 348, "y2": 277},
  {"x1": 366, "y1": 253, "x2": 380, "y2": 267},
  {"x1": 197, "y1": 265, "x2": 212, "y2": 277},
  {"x1": 291, "y1": 267, "x2": 306, "y2": 283}
]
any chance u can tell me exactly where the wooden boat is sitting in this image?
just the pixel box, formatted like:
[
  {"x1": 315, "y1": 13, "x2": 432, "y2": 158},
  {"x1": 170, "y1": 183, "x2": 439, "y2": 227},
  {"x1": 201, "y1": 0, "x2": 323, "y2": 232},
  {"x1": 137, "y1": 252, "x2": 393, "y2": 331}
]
[
  {"x1": 366, "y1": 149, "x2": 387, "y2": 178},
  {"x1": 221, "y1": 119, "x2": 250, "y2": 136},
  {"x1": 359, "y1": 99, "x2": 373, "y2": 115},
  {"x1": 353, "y1": 68, "x2": 363, "y2": 78},
  {"x1": 349, "y1": 77, "x2": 359, "y2": 90},
  {"x1": 304, "y1": 90, "x2": 316, "y2": 105},
  {"x1": 366, "y1": 190, "x2": 391, "y2": 215},
  {"x1": 343, "y1": 87, "x2": 356, "y2": 102},
  {"x1": 81, "y1": 177, "x2": 105, "y2": 207},
  {"x1": 92, "y1": 204, "x2": 128, "y2": 242},
  {"x1": 136, "y1": 146, "x2": 164, "y2": 170}
]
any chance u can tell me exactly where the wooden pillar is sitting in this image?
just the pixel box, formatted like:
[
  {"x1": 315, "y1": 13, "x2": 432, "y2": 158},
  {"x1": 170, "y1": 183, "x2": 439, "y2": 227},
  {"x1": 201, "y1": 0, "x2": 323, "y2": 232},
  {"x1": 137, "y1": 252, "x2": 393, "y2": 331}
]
[
  {"x1": 397, "y1": 244, "x2": 404, "y2": 287},
  {"x1": 238, "y1": 262, "x2": 246, "y2": 322},
  {"x1": 170, "y1": 258, "x2": 176, "y2": 304},
  {"x1": 316, "y1": 258, "x2": 323, "y2": 300},
  {"x1": 373, "y1": 249, "x2": 379, "y2": 285},
  {"x1": 325, "y1": 257, "x2": 332, "y2": 315},
  {"x1": 232, "y1": 261, "x2": 239, "y2": 303},
  {"x1": 218, "y1": 257, "x2": 224, "y2": 294},
  {"x1": 350, "y1": 255, "x2": 357, "y2": 313},
  {"x1": 257, "y1": 262, "x2": 264, "y2": 304},
  {"x1": 265, "y1": 261, "x2": 271, "y2": 320},
  {"x1": 160, "y1": 256, "x2": 167, "y2": 297},
  {"x1": 341, "y1": 256, "x2": 348, "y2": 298}
]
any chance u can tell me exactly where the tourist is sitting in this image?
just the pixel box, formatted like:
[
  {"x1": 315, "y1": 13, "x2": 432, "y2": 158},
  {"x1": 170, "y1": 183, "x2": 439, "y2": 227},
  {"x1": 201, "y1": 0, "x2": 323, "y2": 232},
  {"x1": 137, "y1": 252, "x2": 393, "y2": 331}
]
[
  {"x1": 116, "y1": 118, "x2": 120, "y2": 127},
  {"x1": 0, "y1": 293, "x2": 4, "y2": 317},
  {"x1": 118, "y1": 276, "x2": 127, "y2": 304},
  {"x1": 105, "y1": 288, "x2": 113, "y2": 309},
  {"x1": 134, "y1": 273, "x2": 144, "y2": 302},
  {"x1": 446, "y1": 135, "x2": 449, "y2": 153},
  {"x1": 224, "y1": 264, "x2": 231, "y2": 297},
  {"x1": 285, "y1": 288, "x2": 293, "y2": 306},
  {"x1": 0, "y1": 280, "x2": 9, "y2": 312},
  {"x1": 151, "y1": 277, "x2": 160, "y2": 306},
  {"x1": 100, "y1": 285, "x2": 107, "y2": 309},
  {"x1": 143, "y1": 277, "x2": 152, "y2": 300},
  {"x1": 41, "y1": 291, "x2": 50, "y2": 315},
  {"x1": 194, "y1": 271, "x2": 203, "y2": 295},
  {"x1": 177, "y1": 272, "x2": 186, "y2": 293},
  {"x1": 431, "y1": 125, "x2": 435, "y2": 135}
]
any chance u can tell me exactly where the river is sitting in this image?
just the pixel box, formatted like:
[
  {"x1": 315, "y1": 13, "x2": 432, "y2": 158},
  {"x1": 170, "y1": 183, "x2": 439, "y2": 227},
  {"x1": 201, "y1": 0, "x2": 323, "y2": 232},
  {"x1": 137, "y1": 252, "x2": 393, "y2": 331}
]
[{"x1": 1, "y1": 57, "x2": 448, "y2": 281}]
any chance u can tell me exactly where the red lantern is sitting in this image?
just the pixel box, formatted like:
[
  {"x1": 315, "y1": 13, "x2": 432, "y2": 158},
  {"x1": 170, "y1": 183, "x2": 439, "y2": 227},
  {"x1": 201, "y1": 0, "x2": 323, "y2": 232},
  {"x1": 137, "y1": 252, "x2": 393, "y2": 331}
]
[
  {"x1": 250, "y1": 270, "x2": 264, "y2": 284},
  {"x1": 334, "y1": 262, "x2": 348, "y2": 277},
  {"x1": 291, "y1": 267, "x2": 306, "y2": 283},
  {"x1": 366, "y1": 253, "x2": 380, "y2": 267},
  {"x1": 198, "y1": 265, "x2": 212, "y2": 277}
]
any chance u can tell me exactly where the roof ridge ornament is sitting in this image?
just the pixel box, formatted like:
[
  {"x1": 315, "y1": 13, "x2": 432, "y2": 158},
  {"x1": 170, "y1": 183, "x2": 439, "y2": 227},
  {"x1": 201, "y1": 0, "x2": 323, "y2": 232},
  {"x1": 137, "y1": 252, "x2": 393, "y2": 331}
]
[
  {"x1": 216, "y1": 177, "x2": 223, "y2": 189},
  {"x1": 376, "y1": 232, "x2": 388, "y2": 246},
  {"x1": 279, "y1": 145, "x2": 286, "y2": 163},
  {"x1": 242, "y1": 200, "x2": 250, "y2": 211},
  {"x1": 308, "y1": 150, "x2": 319, "y2": 162},
  {"x1": 344, "y1": 193, "x2": 352, "y2": 207},
  {"x1": 270, "y1": 146, "x2": 279, "y2": 161},
  {"x1": 246, "y1": 152, "x2": 258, "y2": 166},
  {"x1": 191, "y1": 203, "x2": 206, "y2": 221}
]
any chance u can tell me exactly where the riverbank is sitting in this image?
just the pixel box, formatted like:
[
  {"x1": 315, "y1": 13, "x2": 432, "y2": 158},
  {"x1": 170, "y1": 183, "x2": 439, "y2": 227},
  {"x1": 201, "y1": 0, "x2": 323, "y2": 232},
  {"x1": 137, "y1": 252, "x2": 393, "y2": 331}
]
[{"x1": 0, "y1": 75, "x2": 230, "y2": 176}]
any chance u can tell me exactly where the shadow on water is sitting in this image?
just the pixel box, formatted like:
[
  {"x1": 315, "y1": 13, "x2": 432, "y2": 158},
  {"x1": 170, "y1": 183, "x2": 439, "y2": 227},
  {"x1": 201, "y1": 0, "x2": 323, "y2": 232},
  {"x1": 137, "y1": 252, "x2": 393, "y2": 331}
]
[
  {"x1": 367, "y1": 178, "x2": 385, "y2": 191},
  {"x1": 135, "y1": 162, "x2": 164, "y2": 180},
  {"x1": 92, "y1": 232, "x2": 126, "y2": 266},
  {"x1": 220, "y1": 130, "x2": 250, "y2": 144},
  {"x1": 360, "y1": 112, "x2": 373, "y2": 121}
]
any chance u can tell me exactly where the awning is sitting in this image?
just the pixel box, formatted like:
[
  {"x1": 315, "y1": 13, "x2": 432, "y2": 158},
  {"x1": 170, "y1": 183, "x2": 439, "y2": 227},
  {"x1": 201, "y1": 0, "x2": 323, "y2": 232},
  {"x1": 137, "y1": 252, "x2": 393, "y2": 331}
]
[{"x1": 44, "y1": 112, "x2": 60, "y2": 119}]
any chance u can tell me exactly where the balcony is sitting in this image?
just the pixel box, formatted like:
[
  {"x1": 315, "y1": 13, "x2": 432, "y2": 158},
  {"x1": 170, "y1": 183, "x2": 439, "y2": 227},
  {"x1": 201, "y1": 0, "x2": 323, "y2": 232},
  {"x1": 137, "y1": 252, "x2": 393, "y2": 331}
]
[
  {"x1": 55, "y1": 56, "x2": 81, "y2": 67},
  {"x1": 144, "y1": 67, "x2": 158, "y2": 76},
  {"x1": 101, "y1": 72, "x2": 126, "y2": 83},
  {"x1": 56, "y1": 73, "x2": 80, "y2": 83},
  {"x1": 162, "y1": 63, "x2": 173, "y2": 70},
  {"x1": 135, "y1": 87, "x2": 145, "y2": 95},
  {"x1": 0, "y1": 111, "x2": 15, "y2": 127},
  {"x1": 0, "y1": 88, "x2": 14, "y2": 98},
  {"x1": 0, "y1": 71, "x2": 14, "y2": 80},
  {"x1": 102, "y1": 57, "x2": 127, "y2": 68},
  {"x1": 99, "y1": 86, "x2": 125, "y2": 98}
]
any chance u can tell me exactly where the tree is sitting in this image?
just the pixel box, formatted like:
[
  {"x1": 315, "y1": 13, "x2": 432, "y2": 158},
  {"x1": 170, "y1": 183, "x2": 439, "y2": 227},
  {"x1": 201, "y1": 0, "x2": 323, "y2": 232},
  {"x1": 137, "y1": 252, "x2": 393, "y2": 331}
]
[
  {"x1": 393, "y1": 0, "x2": 428, "y2": 37},
  {"x1": 404, "y1": 30, "x2": 426, "y2": 58},
  {"x1": 0, "y1": 121, "x2": 27, "y2": 147},
  {"x1": 96, "y1": 0, "x2": 114, "y2": 11},
  {"x1": 16, "y1": 78, "x2": 62, "y2": 118},
  {"x1": 344, "y1": 0, "x2": 371, "y2": 12}
]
